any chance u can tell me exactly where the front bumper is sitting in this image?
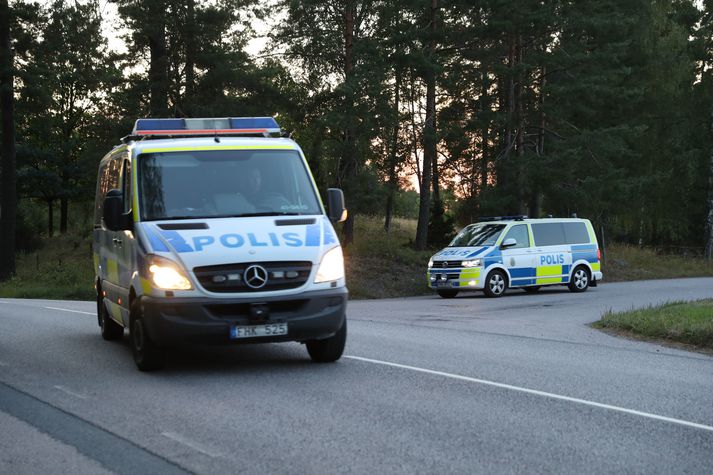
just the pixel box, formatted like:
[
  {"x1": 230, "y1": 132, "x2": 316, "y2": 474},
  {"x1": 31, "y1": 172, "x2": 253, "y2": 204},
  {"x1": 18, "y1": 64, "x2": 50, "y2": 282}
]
[
  {"x1": 427, "y1": 268, "x2": 483, "y2": 290},
  {"x1": 138, "y1": 287, "x2": 347, "y2": 347}
]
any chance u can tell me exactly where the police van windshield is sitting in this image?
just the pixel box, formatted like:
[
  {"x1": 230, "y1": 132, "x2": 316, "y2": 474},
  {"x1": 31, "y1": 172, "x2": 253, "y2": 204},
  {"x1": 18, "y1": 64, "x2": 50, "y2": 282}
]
[
  {"x1": 448, "y1": 223, "x2": 506, "y2": 247},
  {"x1": 138, "y1": 149, "x2": 322, "y2": 221}
]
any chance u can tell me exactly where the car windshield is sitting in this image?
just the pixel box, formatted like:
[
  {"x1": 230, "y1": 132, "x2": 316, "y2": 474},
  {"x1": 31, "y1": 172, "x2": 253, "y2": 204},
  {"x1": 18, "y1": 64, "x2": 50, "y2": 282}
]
[
  {"x1": 138, "y1": 149, "x2": 322, "y2": 221},
  {"x1": 448, "y1": 223, "x2": 506, "y2": 247}
]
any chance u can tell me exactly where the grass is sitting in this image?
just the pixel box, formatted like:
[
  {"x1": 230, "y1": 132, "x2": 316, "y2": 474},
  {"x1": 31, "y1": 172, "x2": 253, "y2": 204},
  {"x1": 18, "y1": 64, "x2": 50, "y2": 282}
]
[
  {"x1": 2, "y1": 217, "x2": 713, "y2": 301},
  {"x1": 603, "y1": 243, "x2": 713, "y2": 282},
  {"x1": 593, "y1": 300, "x2": 713, "y2": 351},
  {"x1": 0, "y1": 231, "x2": 95, "y2": 300}
]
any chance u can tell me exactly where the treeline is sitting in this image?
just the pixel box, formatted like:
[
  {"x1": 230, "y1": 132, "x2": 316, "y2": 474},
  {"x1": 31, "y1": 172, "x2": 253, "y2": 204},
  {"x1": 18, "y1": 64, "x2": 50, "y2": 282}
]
[{"x1": 1, "y1": 0, "x2": 713, "y2": 268}]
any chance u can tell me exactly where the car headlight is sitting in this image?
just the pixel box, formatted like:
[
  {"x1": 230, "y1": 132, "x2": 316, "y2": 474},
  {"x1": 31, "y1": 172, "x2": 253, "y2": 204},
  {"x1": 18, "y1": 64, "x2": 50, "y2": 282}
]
[
  {"x1": 428, "y1": 257, "x2": 434, "y2": 268},
  {"x1": 462, "y1": 258, "x2": 482, "y2": 268},
  {"x1": 147, "y1": 255, "x2": 192, "y2": 290},
  {"x1": 315, "y1": 246, "x2": 344, "y2": 283}
]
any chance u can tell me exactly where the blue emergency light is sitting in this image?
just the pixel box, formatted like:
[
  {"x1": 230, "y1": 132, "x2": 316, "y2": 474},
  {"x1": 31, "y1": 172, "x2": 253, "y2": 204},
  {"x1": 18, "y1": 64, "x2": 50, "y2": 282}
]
[{"x1": 131, "y1": 117, "x2": 281, "y2": 137}]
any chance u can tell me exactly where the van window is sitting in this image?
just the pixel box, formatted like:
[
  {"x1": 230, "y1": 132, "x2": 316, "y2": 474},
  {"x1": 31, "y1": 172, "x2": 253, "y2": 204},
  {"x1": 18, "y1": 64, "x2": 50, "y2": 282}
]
[
  {"x1": 138, "y1": 149, "x2": 322, "y2": 221},
  {"x1": 121, "y1": 160, "x2": 132, "y2": 214},
  {"x1": 94, "y1": 155, "x2": 122, "y2": 226},
  {"x1": 532, "y1": 223, "x2": 566, "y2": 246},
  {"x1": 449, "y1": 223, "x2": 506, "y2": 247},
  {"x1": 502, "y1": 224, "x2": 530, "y2": 249},
  {"x1": 563, "y1": 222, "x2": 589, "y2": 244}
]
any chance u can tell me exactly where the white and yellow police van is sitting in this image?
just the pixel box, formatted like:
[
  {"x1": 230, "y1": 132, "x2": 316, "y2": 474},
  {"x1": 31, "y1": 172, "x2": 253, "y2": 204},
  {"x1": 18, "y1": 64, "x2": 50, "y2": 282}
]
[
  {"x1": 427, "y1": 216, "x2": 603, "y2": 298},
  {"x1": 93, "y1": 117, "x2": 348, "y2": 371}
]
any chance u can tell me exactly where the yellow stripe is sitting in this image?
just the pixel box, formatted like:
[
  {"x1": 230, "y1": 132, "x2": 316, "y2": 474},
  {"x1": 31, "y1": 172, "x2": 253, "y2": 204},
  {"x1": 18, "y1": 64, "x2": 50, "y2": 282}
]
[
  {"x1": 591, "y1": 262, "x2": 601, "y2": 272},
  {"x1": 132, "y1": 152, "x2": 140, "y2": 222},
  {"x1": 536, "y1": 265, "x2": 562, "y2": 276},
  {"x1": 107, "y1": 259, "x2": 119, "y2": 282},
  {"x1": 141, "y1": 277, "x2": 152, "y2": 295},
  {"x1": 459, "y1": 280, "x2": 479, "y2": 287},
  {"x1": 459, "y1": 269, "x2": 481, "y2": 279},
  {"x1": 140, "y1": 145, "x2": 296, "y2": 153},
  {"x1": 93, "y1": 253, "x2": 99, "y2": 273},
  {"x1": 586, "y1": 220, "x2": 597, "y2": 243},
  {"x1": 536, "y1": 277, "x2": 561, "y2": 285}
]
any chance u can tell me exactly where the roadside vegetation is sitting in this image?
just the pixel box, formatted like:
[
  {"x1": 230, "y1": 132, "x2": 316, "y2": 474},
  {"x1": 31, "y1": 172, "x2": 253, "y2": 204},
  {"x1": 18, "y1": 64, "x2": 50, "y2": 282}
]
[
  {"x1": 2, "y1": 216, "x2": 713, "y2": 301},
  {"x1": 593, "y1": 300, "x2": 713, "y2": 352}
]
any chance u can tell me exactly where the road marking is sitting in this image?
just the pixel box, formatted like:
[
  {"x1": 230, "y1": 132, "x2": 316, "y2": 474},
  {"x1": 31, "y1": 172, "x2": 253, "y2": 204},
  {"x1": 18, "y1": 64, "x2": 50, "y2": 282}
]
[
  {"x1": 54, "y1": 385, "x2": 88, "y2": 400},
  {"x1": 0, "y1": 301, "x2": 10, "y2": 304},
  {"x1": 161, "y1": 432, "x2": 221, "y2": 458},
  {"x1": 45, "y1": 306, "x2": 95, "y2": 316},
  {"x1": 345, "y1": 355, "x2": 713, "y2": 433}
]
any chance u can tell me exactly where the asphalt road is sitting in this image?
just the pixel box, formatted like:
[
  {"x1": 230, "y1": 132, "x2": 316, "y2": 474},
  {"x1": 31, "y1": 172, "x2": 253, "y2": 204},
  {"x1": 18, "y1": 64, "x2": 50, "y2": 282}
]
[{"x1": 1, "y1": 278, "x2": 713, "y2": 474}]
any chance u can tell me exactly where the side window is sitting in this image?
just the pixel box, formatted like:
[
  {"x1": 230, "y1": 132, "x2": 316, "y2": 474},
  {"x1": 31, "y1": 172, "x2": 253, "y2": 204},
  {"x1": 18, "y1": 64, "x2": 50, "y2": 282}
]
[
  {"x1": 94, "y1": 161, "x2": 108, "y2": 227},
  {"x1": 503, "y1": 224, "x2": 530, "y2": 249},
  {"x1": 564, "y1": 222, "x2": 589, "y2": 244},
  {"x1": 121, "y1": 159, "x2": 132, "y2": 214},
  {"x1": 532, "y1": 223, "x2": 566, "y2": 246}
]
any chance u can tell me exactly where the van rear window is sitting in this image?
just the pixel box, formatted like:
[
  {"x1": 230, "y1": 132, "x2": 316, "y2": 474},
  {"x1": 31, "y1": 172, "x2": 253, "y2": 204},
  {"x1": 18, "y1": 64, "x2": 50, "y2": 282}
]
[{"x1": 532, "y1": 222, "x2": 590, "y2": 246}]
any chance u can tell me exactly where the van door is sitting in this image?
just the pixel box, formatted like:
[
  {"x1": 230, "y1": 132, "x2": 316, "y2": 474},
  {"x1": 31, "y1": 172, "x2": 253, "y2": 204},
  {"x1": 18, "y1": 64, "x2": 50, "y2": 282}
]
[
  {"x1": 500, "y1": 224, "x2": 534, "y2": 287},
  {"x1": 116, "y1": 156, "x2": 134, "y2": 324},
  {"x1": 530, "y1": 222, "x2": 571, "y2": 285},
  {"x1": 99, "y1": 153, "x2": 124, "y2": 325}
]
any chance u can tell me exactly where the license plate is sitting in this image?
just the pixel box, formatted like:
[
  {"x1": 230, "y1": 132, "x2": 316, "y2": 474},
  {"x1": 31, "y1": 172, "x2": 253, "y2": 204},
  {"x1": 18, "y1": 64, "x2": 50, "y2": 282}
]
[
  {"x1": 436, "y1": 280, "x2": 451, "y2": 287},
  {"x1": 230, "y1": 323, "x2": 288, "y2": 339}
]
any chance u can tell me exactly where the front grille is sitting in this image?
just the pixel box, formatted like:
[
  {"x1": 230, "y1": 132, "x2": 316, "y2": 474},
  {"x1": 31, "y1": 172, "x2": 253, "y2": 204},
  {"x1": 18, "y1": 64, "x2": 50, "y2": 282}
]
[
  {"x1": 194, "y1": 261, "x2": 312, "y2": 293},
  {"x1": 435, "y1": 260, "x2": 462, "y2": 268},
  {"x1": 206, "y1": 300, "x2": 308, "y2": 319}
]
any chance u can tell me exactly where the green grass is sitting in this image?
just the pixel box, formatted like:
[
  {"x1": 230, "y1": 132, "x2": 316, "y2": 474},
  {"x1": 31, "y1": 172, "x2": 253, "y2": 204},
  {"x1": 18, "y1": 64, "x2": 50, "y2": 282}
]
[
  {"x1": 593, "y1": 300, "x2": 713, "y2": 350},
  {"x1": 603, "y1": 243, "x2": 713, "y2": 282},
  {"x1": 343, "y1": 216, "x2": 434, "y2": 299},
  {"x1": 0, "y1": 231, "x2": 95, "y2": 300}
]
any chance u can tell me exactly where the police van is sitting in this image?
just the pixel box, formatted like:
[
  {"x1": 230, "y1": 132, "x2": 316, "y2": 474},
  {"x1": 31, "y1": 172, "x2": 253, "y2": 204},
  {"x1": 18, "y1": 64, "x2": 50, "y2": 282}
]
[
  {"x1": 427, "y1": 216, "x2": 602, "y2": 298},
  {"x1": 93, "y1": 117, "x2": 348, "y2": 371}
]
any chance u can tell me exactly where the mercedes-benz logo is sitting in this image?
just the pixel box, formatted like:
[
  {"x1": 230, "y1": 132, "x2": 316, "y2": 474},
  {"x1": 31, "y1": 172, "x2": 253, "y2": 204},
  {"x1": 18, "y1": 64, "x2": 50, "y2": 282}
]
[
  {"x1": 244, "y1": 265, "x2": 268, "y2": 289},
  {"x1": 441, "y1": 261, "x2": 448, "y2": 268}
]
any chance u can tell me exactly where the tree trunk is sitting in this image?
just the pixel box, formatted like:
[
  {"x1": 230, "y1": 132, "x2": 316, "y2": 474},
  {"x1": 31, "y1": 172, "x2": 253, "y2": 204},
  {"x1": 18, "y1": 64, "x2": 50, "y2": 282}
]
[
  {"x1": 514, "y1": 34, "x2": 526, "y2": 215},
  {"x1": 0, "y1": 0, "x2": 16, "y2": 280},
  {"x1": 340, "y1": 1, "x2": 357, "y2": 247},
  {"x1": 148, "y1": 1, "x2": 168, "y2": 116},
  {"x1": 60, "y1": 196, "x2": 68, "y2": 233},
  {"x1": 184, "y1": 0, "x2": 195, "y2": 115},
  {"x1": 529, "y1": 64, "x2": 546, "y2": 218},
  {"x1": 415, "y1": 0, "x2": 438, "y2": 251},
  {"x1": 384, "y1": 70, "x2": 401, "y2": 232},
  {"x1": 479, "y1": 69, "x2": 490, "y2": 217},
  {"x1": 47, "y1": 199, "x2": 54, "y2": 238},
  {"x1": 705, "y1": 109, "x2": 713, "y2": 260}
]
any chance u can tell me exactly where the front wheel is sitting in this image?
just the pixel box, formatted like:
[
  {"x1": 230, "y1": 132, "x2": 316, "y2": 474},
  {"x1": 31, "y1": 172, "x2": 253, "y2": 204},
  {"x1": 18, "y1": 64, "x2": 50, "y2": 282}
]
[
  {"x1": 483, "y1": 270, "x2": 508, "y2": 298},
  {"x1": 306, "y1": 320, "x2": 346, "y2": 363},
  {"x1": 130, "y1": 303, "x2": 165, "y2": 371},
  {"x1": 99, "y1": 296, "x2": 123, "y2": 341},
  {"x1": 437, "y1": 289, "x2": 459, "y2": 299},
  {"x1": 568, "y1": 266, "x2": 590, "y2": 293}
]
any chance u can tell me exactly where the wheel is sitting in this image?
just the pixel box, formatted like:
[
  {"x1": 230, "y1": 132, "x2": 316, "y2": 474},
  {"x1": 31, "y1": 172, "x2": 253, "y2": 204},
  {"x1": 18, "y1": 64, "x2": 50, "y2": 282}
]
[
  {"x1": 568, "y1": 266, "x2": 591, "y2": 293},
  {"x1": 483, "y1": 270, "x2": 507, "y2": 298},
  {"x1": 130, "y1": 303, "x2": 165, "y2": 371},
  {"x1": 437, "y1": 289, "x2": 459, "y2": 299},
  {"x1": 306, "y1": 320, "x2": 347, "y2": 363},
  {"x1": 99, "y1": 296, "x2": 123, "y2": 341},
  {"x1": 523, "y1": 286, "x2": 540, "y2": 294}
]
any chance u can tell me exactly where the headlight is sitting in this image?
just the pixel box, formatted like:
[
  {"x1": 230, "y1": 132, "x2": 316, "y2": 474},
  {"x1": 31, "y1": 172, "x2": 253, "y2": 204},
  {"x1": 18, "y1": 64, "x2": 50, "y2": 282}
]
[
  {"x1": 428, "y1": 257, "x2": 434, "y2": 268},
  {"x1": 315, "y1": 246, "x2": 344, "y2": 283},
  {"x1": 147, "y1": 255, "x2": 192, "y2": 290},
  {"x1": 462, "y1": 258, "x2": 482, "y2": 268}
]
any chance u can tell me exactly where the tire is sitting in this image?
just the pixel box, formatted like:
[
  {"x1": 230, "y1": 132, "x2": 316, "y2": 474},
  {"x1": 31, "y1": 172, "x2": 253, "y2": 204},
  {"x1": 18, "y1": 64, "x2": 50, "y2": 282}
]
[
  {"x1": 99, "y1": 297, "x2": 123, "y2": 341},
  {"x1": 523, "y1": 286, "x2": 540, "y2": 294},
  {"x1": 306, "y1": 320, "x2": 347, "y2": 363},
  {"x1": 130, "y1": 303, "x2": 165, "y2": 371},
  {"x1": 568, "y1": 266, "x2": 590, "y2": 293},
  {"x1": 483, "y1": 270, "x2": 507, "y2": 298},
  {"x1": 437, "y1": 289, "x2": 459, "y2": 299}
]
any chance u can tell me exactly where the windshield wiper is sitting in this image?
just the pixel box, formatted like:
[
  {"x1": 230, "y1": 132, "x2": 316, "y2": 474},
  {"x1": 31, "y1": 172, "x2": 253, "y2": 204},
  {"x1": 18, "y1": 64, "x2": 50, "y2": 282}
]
[{"x1": 212, "y1": 212, "x2": 303, "y2": 218}]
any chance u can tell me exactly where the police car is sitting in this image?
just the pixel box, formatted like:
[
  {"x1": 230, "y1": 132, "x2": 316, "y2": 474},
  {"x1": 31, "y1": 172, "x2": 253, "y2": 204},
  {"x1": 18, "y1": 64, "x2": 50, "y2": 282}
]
[
  {"x1": 427, "y1": 216, "x2": 603, "y2": 298},
  {"x1": 93, "y1": 117, "x2": 348, "y2": 371}
]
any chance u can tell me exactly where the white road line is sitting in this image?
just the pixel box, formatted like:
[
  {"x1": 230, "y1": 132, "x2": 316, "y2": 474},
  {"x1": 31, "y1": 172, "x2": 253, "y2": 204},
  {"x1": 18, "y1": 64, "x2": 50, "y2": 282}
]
[
  {"x1": 161, "y1": 432, "x2": 221, "y2": 458},
  {"x1": 345, "y1": 355, "x2": 713, "y2": 433},
  {"x1": 44, "y1": 306, "x2": 95, "y2": 316},
  {"x1": 0, "y1": 301, "x2": 10, "y2": 304},
  {"x1": 54, "y1": 385, "x2": 88, "y2": 400}
]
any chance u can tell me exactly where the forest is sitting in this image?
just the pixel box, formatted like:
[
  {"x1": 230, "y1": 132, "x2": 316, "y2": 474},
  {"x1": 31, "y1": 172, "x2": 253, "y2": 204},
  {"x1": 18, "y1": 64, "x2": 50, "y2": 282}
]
[{"x1": 1, "y1": 0, "x2": 713, "y2": 280}]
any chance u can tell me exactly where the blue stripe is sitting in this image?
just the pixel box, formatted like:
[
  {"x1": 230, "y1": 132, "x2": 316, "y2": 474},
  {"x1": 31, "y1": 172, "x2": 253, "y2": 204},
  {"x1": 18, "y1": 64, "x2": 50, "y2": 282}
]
[
  {"x1": 571, "y1": 244, "x2": 596, "y2": 251},
  {"x1": 509, "y1": 267, "x2": 536, "y2": 278},
  {"x1": 145, "y1": 227, "x2": 170, "y2": 252},
  {"x1": 465, "y1": 247, "x2": 490, "y2": 258}
]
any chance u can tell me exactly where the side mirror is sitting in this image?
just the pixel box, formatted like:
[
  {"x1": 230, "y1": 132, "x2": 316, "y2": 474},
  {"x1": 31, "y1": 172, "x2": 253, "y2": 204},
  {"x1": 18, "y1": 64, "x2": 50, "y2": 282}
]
[
  {"x1": 103, "y1": 189, "x2": 132, "y2": 231},
  {"x1": 327, "y1": 188, "x2": 347, "y2": 223},
  {"x1": 501, "y1": 238, "x2": 517, "y2": 248}
]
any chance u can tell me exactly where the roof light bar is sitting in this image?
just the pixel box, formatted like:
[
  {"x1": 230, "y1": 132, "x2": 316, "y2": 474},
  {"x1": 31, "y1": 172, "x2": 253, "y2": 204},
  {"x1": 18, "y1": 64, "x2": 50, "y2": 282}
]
[{"x1": 131, "y1": 117, "x2": 281, "y2": 137}]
